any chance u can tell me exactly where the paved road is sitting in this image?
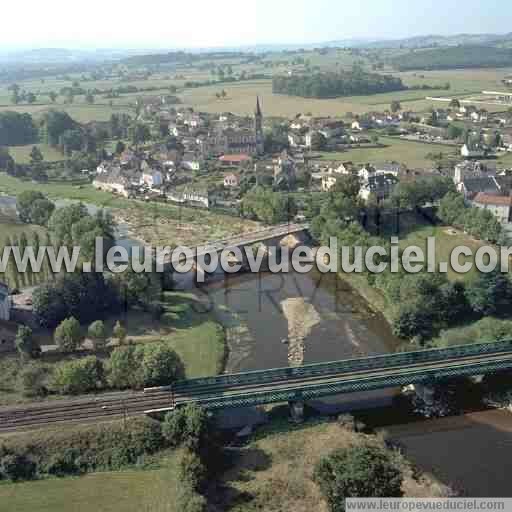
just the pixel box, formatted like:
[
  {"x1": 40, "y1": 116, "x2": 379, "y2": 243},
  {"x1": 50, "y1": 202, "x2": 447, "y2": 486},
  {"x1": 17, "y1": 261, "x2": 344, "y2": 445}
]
[{"x1": 2, "y1": 350, "x2": 512, "y2": 434}]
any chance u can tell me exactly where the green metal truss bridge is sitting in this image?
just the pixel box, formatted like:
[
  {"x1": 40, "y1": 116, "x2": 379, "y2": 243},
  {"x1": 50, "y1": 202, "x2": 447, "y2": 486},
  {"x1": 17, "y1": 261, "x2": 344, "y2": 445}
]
[
  {"x1": 3, "y1": 340, "x2": 512, "y2": 433},
  {"x1": 146, "y1": 340, "x2": 512, "y2": 412}
]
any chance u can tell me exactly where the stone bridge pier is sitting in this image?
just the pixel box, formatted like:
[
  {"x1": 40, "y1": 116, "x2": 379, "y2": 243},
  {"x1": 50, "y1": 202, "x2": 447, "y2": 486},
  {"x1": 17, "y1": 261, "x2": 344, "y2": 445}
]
[
  {"x1": 289, "y1": 392, "x2": 305, "y2": 423},
  {"x1": 412, "y1": 382, "x2": 436, "y2": 406}
]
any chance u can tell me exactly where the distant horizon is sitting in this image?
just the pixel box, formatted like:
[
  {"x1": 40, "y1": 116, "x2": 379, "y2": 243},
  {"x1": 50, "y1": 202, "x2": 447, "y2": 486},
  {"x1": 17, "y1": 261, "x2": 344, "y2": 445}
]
[{"x1": 1, "y1": 30, "x2": 512, "y2": 55}]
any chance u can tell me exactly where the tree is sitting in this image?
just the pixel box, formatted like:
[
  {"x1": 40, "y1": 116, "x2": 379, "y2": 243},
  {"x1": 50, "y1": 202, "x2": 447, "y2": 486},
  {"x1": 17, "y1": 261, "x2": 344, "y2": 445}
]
[
  {"x1": 390, "y1": 100, "x2": 401, "y2": 113},
  {"x1": 40, "y1": 110, "x2": 77, "y2": 146},
  {"x1": 331, "y1": 174, "x2": 361, "y2": 200},
  {"x1": 139, "y1": 344, "x2": 184, "y2": 387},
  {"x1": 51, "y1": 356, "x2": 103, "y2": 395},
  {"x1": 0, "y1": 454, "x2": 36, "y2": 481},
  {"x1": 108, "y1": 345, "x2": 140, "y2": 389},
  {"x1": 85, "y1": 92, "x2": 95, "y2": 104},
  {"x1": 33, "y1": 272, "x2": 119, "y2": 328},
  {"x1": 0, "y1": 111, "x2": 38, "y2": 145},
  {"x1": 314, "y1": 444, "x2": 403, "y2": 512},
  {"x1": 26, "y1": 92, "x2": 37, "y2": 104},
  {"x1": 17, "y1": 191, "x2": 55, "y2": 226},
  {"x1": 49, "y1": 91, "x2": 58, "y2": 103},
  {"x1": 88, "y1": 320, "x2": 107, "y2": 351},
  {"x1": 162, "y1": 404, "x2": 212, "y2": 452},
  {"x1": 466, "y1": 270, "x2": 512, "y2": 317},
  {"x1": 447, "y1": 124, "x2": 463, "y2": 140},
  {"x1": 0, "y1": 148, "x2": 15, "y2": 174},
  {"x1": 18, "y1": 362, "x2": 47, "y2": 397},
  {"x1": 54, "y1": 317, "x2": 82, "y2": 352},
  {"x1": 113, "y1": 321, "x2": 127, "y2": 345},
  {"x1": 115, "y1": 141, "x2": 126, "y2": 155},
  {"x1": 130, "y1": 123, "x2": 150, "y2": 147},
  {"x1": 310, "y1": 131, "x2": 327, "y2": 151},
  {"x1": 29, "y1": 145, "x2": 44, "y2": 165},
  {"x1": 15, "y1": 326, "x2": 40, "y2": 359}
]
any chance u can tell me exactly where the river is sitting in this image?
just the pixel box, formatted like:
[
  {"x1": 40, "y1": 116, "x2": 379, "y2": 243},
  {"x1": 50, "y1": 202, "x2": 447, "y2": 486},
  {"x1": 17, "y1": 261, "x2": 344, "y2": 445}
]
[
  {"x1": 4, "y1": 193, "x2": 511, "y2": 495},
  {"x1": 199, "y1": 269, "x2": 400, "y2": 372}
]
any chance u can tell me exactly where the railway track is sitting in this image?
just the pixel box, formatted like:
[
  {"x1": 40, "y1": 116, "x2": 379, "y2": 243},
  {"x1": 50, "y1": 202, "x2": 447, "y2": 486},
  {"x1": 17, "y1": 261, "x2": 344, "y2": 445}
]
[{"x1": 2, "y1": 350, "x2": 512, "y2": 434}]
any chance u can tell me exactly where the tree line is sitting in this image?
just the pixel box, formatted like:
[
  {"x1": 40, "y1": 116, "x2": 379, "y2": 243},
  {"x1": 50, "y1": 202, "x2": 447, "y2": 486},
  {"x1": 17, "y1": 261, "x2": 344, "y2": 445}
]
[
  {"x1": 391, "y1": 45, "x2": 512, "y2": 71},
  {"x1": 272, "y1": 71, "x2": 406, "y2": 98}
]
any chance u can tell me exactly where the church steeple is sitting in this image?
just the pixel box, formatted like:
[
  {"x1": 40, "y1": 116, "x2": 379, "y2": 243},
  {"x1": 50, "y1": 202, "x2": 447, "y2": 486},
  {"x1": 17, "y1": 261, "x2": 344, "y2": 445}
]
[
  {"x1": 255, "y1": 96, "x2": 262, "y2": 117},
  {"x1": 254, "y1": 96, "x2": 264, "y2": 155}
]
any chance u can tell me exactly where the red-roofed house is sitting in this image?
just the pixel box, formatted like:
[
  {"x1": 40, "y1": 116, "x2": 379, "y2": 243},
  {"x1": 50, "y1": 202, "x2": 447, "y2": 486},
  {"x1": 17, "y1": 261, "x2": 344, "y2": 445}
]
[
  {"x1": 472, "y1": 193, "x2": 512, "y2": 223},
  {"x1": 219, "y1": 154, "x2": 252, "y2": 167}
]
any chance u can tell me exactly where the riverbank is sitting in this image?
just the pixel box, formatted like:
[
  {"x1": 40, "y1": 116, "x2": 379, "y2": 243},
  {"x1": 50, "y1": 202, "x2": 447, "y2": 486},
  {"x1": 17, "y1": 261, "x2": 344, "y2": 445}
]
[
  {"x1": 0, "y1": 174, "x2": 260, "y2": 247},
  {"x1": 0, "y1": 414, "x2": 452, "y2": 512}
]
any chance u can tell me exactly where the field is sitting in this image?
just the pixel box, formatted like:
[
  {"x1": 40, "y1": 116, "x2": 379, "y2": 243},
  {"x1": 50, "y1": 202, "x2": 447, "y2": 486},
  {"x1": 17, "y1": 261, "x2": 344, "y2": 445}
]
[
  {"x1": 8, "y1": 143, "x2": 67, "y2": 164},
  {"x1": 0, "y1": 455, "x2": 179, "y2": 512},
  {"x1": 2, "y1": 62, "x2": 509, "y2": 125},
  {"x1": 177, "y1": 67, "x2": 512, "y2": 118},
  {"x1": 317, "y1": 136, "x2": 458, "y2": 169}
]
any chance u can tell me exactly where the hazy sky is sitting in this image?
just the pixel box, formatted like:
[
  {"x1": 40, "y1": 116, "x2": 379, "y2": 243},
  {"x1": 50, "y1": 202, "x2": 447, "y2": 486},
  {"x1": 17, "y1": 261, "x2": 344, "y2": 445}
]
[{"x1": 2, "y1": 0, "x2": 511, "y2": 49}]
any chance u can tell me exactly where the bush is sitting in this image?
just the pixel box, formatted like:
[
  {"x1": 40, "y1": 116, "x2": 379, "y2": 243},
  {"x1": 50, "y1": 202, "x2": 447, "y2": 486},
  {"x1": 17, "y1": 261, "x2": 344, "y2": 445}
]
[
  {"x1": 0, "y1": 454, "x2": 36, "y2": 481},
  {"x1": 176, "y1": 485, "x2": 208, "y2": 512},
  {"x1": 44, "y1": 449, "x2": 81, "y2": 477},
  {"x1": 54, "y1": 317, "x2": 82, "y2": 352},
  {"x1": 15, "y1": 325, "x2": 40, "y2": 359},
  {"x1": 0, "y1": 417, "x2": 165, "y2": 481},
  {"x1": 108, "y1": 345, "x2": 140, "y2": 389},
  {"x1": 51, "y1": 356, "x2": 104, "y2": 395},
  {"x1": 18, "y1": 362, "x2": 47, "y2": 397},
  {"x1": 113, "y1": 321, "x2": 127, "y2": 345},
  {"x1": 162, "y1": 404, "x2": 211, "y2": 452},
  {"x1": 139, "y1": 344, "x2": 184, "y2": 388},
  {"x1": 177, "y1": 449, "x2": 207, "y2": 492},
  {"x1": 88, "y1": 320, "x2": 107, "y2": 350},
  {"x1": 314, "y1": 444, "x2": 403, "y2": 512}
]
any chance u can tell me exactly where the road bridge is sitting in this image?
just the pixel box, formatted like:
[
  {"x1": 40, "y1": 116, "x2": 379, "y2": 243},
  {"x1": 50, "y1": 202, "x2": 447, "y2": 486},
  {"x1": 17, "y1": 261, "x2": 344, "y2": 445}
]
[{"x1": 163, "y1": 222, "x2": 310, "y2": 267}]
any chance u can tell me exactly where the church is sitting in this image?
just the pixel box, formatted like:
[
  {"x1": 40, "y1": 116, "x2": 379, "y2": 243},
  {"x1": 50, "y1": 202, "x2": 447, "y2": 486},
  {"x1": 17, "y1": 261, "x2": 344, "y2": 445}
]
[{"x1": 198, "y1": 97, "x2": 264, "y2": 157}]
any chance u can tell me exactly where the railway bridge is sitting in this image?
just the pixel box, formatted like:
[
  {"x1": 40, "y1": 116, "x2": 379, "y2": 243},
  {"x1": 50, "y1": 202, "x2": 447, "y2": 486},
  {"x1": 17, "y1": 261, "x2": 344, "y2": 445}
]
[
  {"x1": 147, "y1": 339, "x2": 512, "y2": 420},
  {"x1": 2, "y1": 340, "x2": 512, "y2": 433}
]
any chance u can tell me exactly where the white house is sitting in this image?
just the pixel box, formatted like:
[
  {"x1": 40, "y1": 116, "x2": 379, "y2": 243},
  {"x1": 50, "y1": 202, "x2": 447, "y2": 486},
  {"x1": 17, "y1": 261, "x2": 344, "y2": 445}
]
[
  {"x1": 93, "y1": 174, "x2": 131, "y2": 198},
  {"x1": 461, "y1": 144, "x2": 486, "y2": 159},
  {"x1": 472, "y1": 193, "x2": 512, "y2": 223},
  {"x1": 141, "y1": 169, "x2": 163, "y2": 188},
  {"x1": 223, "y1": 173, "x2": 240, "y2": 188}
]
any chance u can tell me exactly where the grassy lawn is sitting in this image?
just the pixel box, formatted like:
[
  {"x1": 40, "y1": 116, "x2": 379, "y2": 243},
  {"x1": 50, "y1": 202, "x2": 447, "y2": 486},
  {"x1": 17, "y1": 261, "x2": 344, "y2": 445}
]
[
  {"x1": 0, "y1": 457, "x2": 179, "y2": 512},
  {"x1": 318, "y1": 136, "x2": 458, "y2": 169},
  {"x1": 111, "y1": 291, "x2": 227, "y2": 378},
  {"x1": 400, "y1": 225, "x2": 485, "y2": 283}
]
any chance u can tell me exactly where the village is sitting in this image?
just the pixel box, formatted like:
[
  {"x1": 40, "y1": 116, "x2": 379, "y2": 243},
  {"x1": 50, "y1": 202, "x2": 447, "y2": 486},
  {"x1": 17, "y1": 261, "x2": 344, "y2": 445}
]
[{"x1": 90, "y1": 92, "x2": 512, "y2": 224}]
